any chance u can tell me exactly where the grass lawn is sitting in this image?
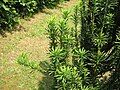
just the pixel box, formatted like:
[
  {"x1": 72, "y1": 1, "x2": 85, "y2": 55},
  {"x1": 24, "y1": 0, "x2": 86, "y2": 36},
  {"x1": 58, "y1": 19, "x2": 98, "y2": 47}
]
[{"x1": 0, "y1": 0, "x2": 79, "y2": 89}]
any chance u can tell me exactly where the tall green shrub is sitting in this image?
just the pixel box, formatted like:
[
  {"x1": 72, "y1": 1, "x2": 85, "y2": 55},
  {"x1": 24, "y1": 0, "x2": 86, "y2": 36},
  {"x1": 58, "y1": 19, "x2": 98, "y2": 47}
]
[
  {"x1": 47, "y1": 0, "x2": 120, "y2": 89},
  {"x1": 80, "y1": 0, "x2": 119, "y2": 86},
  {"x1": 47, "y1": 6, "x2": 99, "y2": 89}
]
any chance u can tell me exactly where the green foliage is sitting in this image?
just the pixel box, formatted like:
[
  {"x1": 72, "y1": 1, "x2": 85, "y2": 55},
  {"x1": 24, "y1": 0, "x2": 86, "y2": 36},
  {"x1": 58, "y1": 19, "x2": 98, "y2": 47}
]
[
  {"x1": 16, "y1": 0, "x2": 119, "y2": 89},
  {"x1": 47, "y1": 0, "x2": 120, "y2": 89},
  {"x1": 17, "y1": 53, "x2": 40, "y2": 70},
  {"x1": 0, "y1": 0, "x2": 18, "y2": 30},
  {"x1": 80, "y1": 0, "x2": 118, "y2": 51},
  {"x1": 47, "y1": 6, "x2": 99, "y2": 89},
  {"x1": 71, "y1": 5, "x2": 80, "y2": 48},
  {"x1": 62, "y1": 9, "x2": 71, "y2": 20},
  {"x1": 55, "y1": 65, "x2": 81, "y2": 90},
  {"x1": 104, "y1": 31, "x2": 120, "y2": 89},
  {"x1": 47, "y1": 17, "x2": 58, "y2": 50},
  {"x1": 80, "y1": 0, "x2": 120, "y2": 88},
  {"x1": 0, "y1": 0, "x2": 69, "y2": 30},
  {"x1": 50, "y1": 48, "x2": 66, "y2": 65}
]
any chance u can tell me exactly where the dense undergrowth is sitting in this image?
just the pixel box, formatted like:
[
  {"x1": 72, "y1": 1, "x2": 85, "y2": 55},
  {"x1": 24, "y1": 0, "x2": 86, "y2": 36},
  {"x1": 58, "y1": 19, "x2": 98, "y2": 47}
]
[{"x1": 0, "y1": 0, "x2": 69, "y2": 30}]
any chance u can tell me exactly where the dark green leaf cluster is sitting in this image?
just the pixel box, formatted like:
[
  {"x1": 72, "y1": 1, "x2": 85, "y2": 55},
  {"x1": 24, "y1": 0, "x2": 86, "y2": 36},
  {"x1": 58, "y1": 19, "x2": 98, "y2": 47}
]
[{"x1": 80, "y1": 0, "x2": 120, "y2": 89}]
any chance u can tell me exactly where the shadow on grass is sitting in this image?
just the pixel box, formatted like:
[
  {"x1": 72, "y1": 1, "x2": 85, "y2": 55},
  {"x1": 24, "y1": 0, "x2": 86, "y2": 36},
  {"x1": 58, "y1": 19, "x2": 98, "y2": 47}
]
[
  {"x1": 38, "y1": 61, "x2": 54, "y2": 90},
  {"x1": 40, "y1": 10, "x2": 53, "y2": 15},
  {"x1": 0, "y1": 29, "x2": 7, "y2": 37},
  {"x1": 0, "y1": 25, "x2": 26, "y2": 37}
]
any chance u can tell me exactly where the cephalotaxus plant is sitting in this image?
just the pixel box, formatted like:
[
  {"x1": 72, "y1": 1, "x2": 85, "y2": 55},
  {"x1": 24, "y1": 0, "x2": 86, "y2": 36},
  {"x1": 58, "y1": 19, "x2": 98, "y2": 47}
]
[
  {"x1": 80, "y1": 0, "x2": 119, "y2": 87},
  {"x1": 58, "y1": 11, "x2": 74, "y2": 59},
  {"x1": 62, "y1": 9, "x2": 71, "y2": 21},
  {"x1": 47, "y1": 0, "x2": 120, "y2": 89},
  {"x1": 80, "y1": 0, "x2": 118, "y2": 51},
  {"x1": 48, "y1": 47, "x2": 66, "y2": 89},
  {"x1": 71, "y1": 5, "x2": 80, "y2": 48},
  {"x1": 72, "y1": 48, "x2": 90, "y2": 85},
  {"x1": 100, "y1": 32, "x2": 120, "y2": 90},
  {"x1": 47, "y1": 17, "x2": 58, "y2": 50},
  {"x1": 49, "y1": 48, "x2": 66, "y2": 78},
  {"x1": 58, "y1": 19, "x2": 69, "y2": 48},
  {"x1": 55, "y1": 65, "x2": 82, "y2": 90},
  {"x1": 47, "y1": 5, "x2": 99, "y2": 90}
]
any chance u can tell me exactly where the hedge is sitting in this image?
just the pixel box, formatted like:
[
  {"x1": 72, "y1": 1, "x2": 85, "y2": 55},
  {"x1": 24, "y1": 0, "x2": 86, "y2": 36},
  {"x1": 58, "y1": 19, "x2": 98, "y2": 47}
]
[{"x1": 0, "y1": 0, "x2": 69, "y2": 30}]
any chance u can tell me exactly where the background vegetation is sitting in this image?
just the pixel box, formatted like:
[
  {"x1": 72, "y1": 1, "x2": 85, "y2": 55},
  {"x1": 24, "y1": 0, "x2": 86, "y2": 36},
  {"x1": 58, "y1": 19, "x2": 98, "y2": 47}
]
[{"x1": 0, "y1": 0, "x2": 69, "y2": 30}]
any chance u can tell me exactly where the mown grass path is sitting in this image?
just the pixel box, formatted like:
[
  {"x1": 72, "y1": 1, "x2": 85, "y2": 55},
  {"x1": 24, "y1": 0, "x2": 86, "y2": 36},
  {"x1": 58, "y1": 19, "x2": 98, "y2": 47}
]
[{"x1": 0, "y1": 0, "x2": 79, "y2": 89}]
